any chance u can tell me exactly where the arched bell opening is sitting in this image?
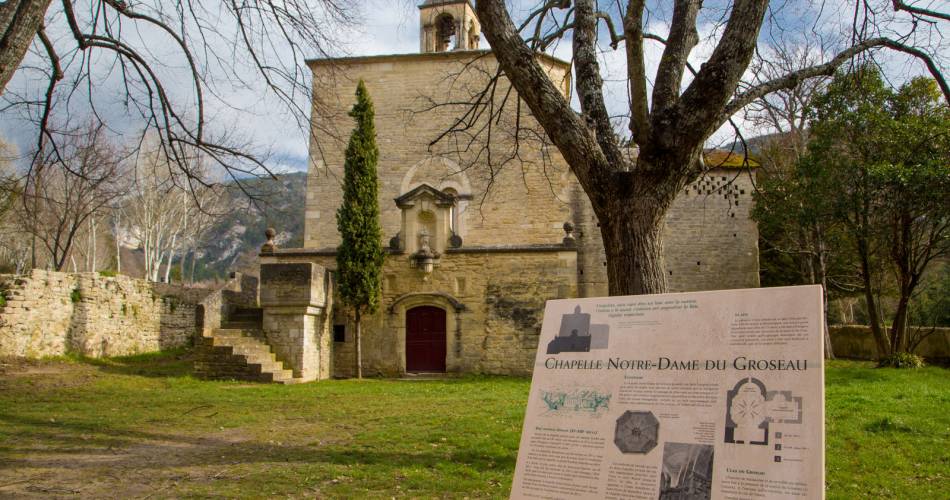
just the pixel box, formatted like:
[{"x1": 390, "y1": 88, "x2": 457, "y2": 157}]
[{"x1": 435, "y1": 14, "x2": 457, "y2": 52}]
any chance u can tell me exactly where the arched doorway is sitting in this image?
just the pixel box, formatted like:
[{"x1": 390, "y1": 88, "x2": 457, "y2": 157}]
[{"x1": 405, "y1": 306, "x2": 446, "y2": 372}]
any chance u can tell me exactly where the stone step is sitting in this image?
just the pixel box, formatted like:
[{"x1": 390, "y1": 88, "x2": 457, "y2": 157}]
[
  {"x1": 211, "y1": 335, "x2": 268, "y2": 347},
  {"x1": 227, "y1": 307, "x2": 263, "y2": 325},
  {"x1": 228, "y1": 313, "x2": 262, "y2": 321},
  {"x1": 231, "y1": 307, "x2": 263, "y2": 317},
  {"x1": 213, "y1": 328, "x2": 265, "y2": 339},
  {"x1": 254, "y1": 366, "x2": 296, "y2": 383},
  {"x1": 227, "y1": 343, "x2": 277, "y2": 360},
  {"x1": 210, "y1": 338, "x2": 279, "y2": 364},
  {"x1": 194, "y1": 327, "x2": 303, "y2": 385},
  {"x1": 221, "y1": 321, "x2": 263, "y2": 330}
]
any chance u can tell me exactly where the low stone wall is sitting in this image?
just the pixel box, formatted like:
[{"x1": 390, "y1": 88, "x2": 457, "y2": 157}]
[
  {"x1": 829, "y1": 325, "x2": 950, "y2": 360},
  {"x1": 0, "y1": 270, "x2": 211, "y2": 358}
]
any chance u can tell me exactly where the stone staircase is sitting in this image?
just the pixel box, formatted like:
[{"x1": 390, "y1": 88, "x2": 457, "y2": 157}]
[{"x1": 194, "y1": 307, "x2": 301, "y2": 384}]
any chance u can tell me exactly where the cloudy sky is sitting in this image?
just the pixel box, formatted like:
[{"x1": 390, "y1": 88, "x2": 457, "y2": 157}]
[{"x1": 1, "y1": 0, "x2": 945, "y2": 175}]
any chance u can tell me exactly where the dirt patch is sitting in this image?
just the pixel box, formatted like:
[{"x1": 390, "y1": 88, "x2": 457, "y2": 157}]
[
  {"x1": 0, "y1": 357, "x2": 84, "y2": 376},
  {"x1": 0, "y1": 426, "x2": 262, "y2": 498}
]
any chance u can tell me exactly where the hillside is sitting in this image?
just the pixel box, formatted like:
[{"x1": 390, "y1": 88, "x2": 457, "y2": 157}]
[{"x1": 191, "y1": 172, "x2": 307, "y2": 280}]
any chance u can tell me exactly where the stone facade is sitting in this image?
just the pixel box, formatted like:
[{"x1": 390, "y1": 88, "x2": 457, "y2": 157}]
[
  {"x1": 257, "y1": 3, "x2": 760, "y2": 379},
  {"x1": 262, "y1": 247, "x2": 576, "y2": 377},
  {"x1": 0, "y1": 270, "x2": 203, "y2": 358}
]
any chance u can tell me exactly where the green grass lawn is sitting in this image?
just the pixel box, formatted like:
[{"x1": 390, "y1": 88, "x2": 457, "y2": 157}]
[{"x1": 0, "y1": 353, "x2": 946, "y2": 499}]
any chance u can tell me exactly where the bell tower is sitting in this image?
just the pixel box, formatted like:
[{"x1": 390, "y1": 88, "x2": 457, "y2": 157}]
[{"x1": 419, "y1": 0, "x2": 481, "y2": 53}]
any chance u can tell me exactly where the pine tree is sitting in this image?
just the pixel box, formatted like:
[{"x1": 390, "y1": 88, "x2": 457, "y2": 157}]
[{"x1": 336, "y1": 80, "x2": 384, "y2": 379}]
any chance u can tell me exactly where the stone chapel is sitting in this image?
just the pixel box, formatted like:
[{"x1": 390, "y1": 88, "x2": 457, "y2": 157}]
[{"x1": 251, "y1": 0, "x2": 760, "y2": 381}]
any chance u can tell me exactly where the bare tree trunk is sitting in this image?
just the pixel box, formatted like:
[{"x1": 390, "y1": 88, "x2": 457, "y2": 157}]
[
  {"x1": 600, "y1": 198, "x2": 670, "y2": 295},
  {"x1": 179, "y1": 250, "x2": 186, "y2": 284},
  {"x1": 28, "y1": 164, "x2": 41, "y2": 271},
  {"x1": 890, "y1": 284, "x2": 912, "y2": 354},
  {"x1": 164, "y1": 250, "x2": 175, "y2": 283},
  {"x1": 90, "y1": 217, "x2": 97, "y2": 272},
  {"x1": 0, "y1": 0, "x2": 53, "y2": 94},
  {"x1": 857, "y1": 239, "x2": 889, "y2": 357},
  {"x1": 888, "y1": 208, "x2": 924, "y2": 355},
  {"x1": 115, "y1": 239, "x2": 121, "y2": 273},
  {"x1": 354, "y1": 309, "x2": 363, "y2": 379},
  {"x1": 813, "y1": 225, "x2": 835, "y2": 359},
  {"x1": 189, "y1": 247, "x2": 197, "y2": 283}
]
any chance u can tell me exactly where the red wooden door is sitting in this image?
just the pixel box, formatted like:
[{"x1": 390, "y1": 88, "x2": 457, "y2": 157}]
[{"x1": 406, "y1": 306, "x2": 447, "y2": 372}]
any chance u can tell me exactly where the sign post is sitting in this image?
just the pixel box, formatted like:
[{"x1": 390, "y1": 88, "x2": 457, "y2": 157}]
[{"x1": 511, "y1": 286, "x2": 825, "y2": 500}]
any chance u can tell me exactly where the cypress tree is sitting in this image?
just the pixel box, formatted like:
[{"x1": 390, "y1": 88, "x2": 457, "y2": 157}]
[{"x1": 336, "y1": 80, "x2": 384, "y2": 379}]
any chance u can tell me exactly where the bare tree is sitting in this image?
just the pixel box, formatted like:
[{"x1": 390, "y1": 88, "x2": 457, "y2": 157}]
[
  {"x1": 1, "y1": 0, "x2": 356, "y2": 192},
  {"x1": 65, "y1": 211, "x2": 115, "y2": 273},
  {"x1": 745, "y1": 40, "x2": 843, "y2": 358},
  {"x1": 0, "y1": 137, "x2": 17, "y2": 217},
  {"x1": 19, "y1": 122, "x2": 126, "y2": 271},
  {"x1": 462, "y1": 0, "x2": 948, "y2": 295},
  {"x1": 0, "y1": 138, "x2": 30, "y2": 273},
  {"x1": 745, "y1": 40, "x2": 832, "y2": 159},
  {"x1": 120, "y1": 144, "x2": 225, "y2": 282},
  {"x1": 180, "y1": 184, "x2": 227, "y2": 283},
  {"x1": 121, "y1": 148, "x2": 188, "y2": 282}
]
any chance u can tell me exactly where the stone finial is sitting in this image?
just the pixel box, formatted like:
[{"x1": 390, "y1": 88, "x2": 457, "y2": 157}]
[
  {"x1": 562, "y1": 222, "x2": 576, "y2": 246},
  {"x1": 261, "y1": 227, "x2": 277, "y2": 253}
]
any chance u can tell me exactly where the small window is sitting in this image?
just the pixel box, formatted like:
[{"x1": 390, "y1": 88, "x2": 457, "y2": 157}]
[
  {"x1": 443, "y1": 187, "x2": 459, "y2": 232},
  {"x1": 333, "y1": 324, "x2": 346, "y2": 343}
]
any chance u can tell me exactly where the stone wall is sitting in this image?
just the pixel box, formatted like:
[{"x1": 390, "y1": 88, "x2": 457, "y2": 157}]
[
  {"x1": 263, "y1": 246, "x2": 577, "y2": 377},
  {"x1": 0, "y1": 270, "x2": 207, "y2": 358},
  {"x1": 573, "y1": 169, "x2": 760, "y2": 296},
  {"x1": 830, "y1": 325, "x2": 950, "y2": 361}
]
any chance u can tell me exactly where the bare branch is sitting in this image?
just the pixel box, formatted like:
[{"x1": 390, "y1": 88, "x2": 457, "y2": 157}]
[
  {"x1": 720, "y1": 37, "x2": 950, "y2": 128},
  {"x1": 623, "y1": 0, "x2": 651, "y2": 144},
  {"x1": 652, "y1": 0, "x2": 701, "y2": 113},
  {"x1": 573, "y1": 0, "x2": 624, "y2": 168},
  {"x1": 891, "y1": 0, "x2": 950, "y2": 22}
]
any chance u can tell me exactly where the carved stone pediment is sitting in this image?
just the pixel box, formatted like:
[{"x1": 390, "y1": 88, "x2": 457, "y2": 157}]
[
  {"x1": 394, "y1": 183, "x2": 457, "y2": 209},
  {"x1": 394, "y1": 183, "x2": 456, "y2": 261}
]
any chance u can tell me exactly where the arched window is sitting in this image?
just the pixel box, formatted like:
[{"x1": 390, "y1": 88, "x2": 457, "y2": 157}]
[
  {"x1": 435, "y1": 14, "x2": 457, "y2": 52},
  {"x1": 442, "y1": 187, "x2": 459, "y2": 233}
]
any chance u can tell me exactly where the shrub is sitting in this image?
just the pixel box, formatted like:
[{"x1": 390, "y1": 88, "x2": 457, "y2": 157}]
[
  {"x1": 70, "y1": 288, "x2": 82, "y2": 303},
  {"x1": 877, "y1": 352, "x2": 925, "y2": 369},
  {"x1": 98, "y1": 270, "x2": 117, "y2": 278}
]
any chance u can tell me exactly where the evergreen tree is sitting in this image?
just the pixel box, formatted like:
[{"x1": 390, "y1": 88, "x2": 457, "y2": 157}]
[
  {"x1": 757, "y1": 67, "x2": 950, "y2": 362},
  {"x1": 336, "y1": 81, "x2": 384, "y2": 379}
]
